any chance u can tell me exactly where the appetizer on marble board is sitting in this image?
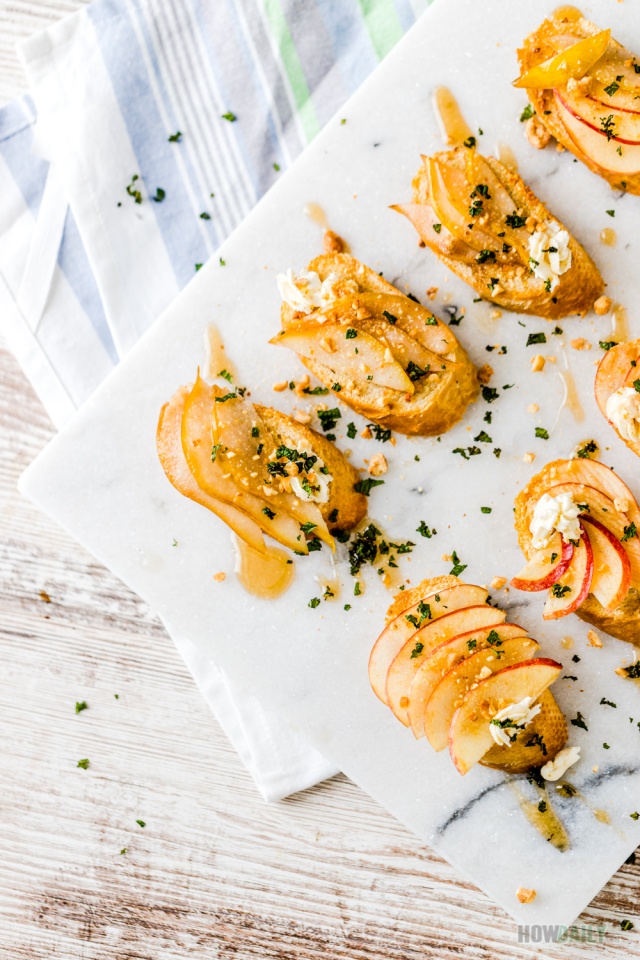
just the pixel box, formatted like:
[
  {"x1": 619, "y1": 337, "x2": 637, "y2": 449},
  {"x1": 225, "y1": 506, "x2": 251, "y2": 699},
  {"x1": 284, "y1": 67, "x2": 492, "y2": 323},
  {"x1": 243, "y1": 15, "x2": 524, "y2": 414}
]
[
  {"x1": 272, "y1": 252, "x2": 479, "y2": 437},
  {"x1": 393, "y1": 145, "x2": 603, "y2": 319},
  {"x1": 516, "y1": 15, "x2": 640, "y2": 194},
  {"x1": 368, "y1": 574, "x2": 571, "y2": 777},
  {"x1": 595, "y1": 339, "x2": 640, "y2": 457},
  {"x1": 157, "y1": 373, "x2": 367, "y2": 579},
  {"x1": 512, "y1": 458, "x2": 640, "y2": 645}
]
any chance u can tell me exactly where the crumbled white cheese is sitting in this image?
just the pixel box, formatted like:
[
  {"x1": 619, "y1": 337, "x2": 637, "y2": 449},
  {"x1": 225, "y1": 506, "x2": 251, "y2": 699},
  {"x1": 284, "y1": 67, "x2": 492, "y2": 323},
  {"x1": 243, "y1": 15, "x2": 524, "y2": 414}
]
[
  {"x1": 530, "y1": 492, "x2": 582, "y2": 550},
  {"x1": 289, "y1": 443, "x2": 333, "y2": 504},
  {"x1": 276, "y1": 268, "x2": 341, "y2": 313},
  {"x1": 541, "y1": 745, "x2": 581, "y2": 781},
  {"x1": 528, "y1": 222, "x2": 572, "y2": 291},
  {"x1": 606, "y1": 386, "x2": 640, "y2": 444},
  {"x1": 489, "y1": 696, "x2": 541, "y2": 747}
]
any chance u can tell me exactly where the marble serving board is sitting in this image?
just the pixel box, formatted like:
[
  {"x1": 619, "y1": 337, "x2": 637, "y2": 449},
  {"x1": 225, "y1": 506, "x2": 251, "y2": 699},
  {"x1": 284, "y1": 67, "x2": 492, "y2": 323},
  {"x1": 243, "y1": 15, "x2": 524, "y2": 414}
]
[{"x1": 20, "y1": 0, "x2": 640, "y2": 926}]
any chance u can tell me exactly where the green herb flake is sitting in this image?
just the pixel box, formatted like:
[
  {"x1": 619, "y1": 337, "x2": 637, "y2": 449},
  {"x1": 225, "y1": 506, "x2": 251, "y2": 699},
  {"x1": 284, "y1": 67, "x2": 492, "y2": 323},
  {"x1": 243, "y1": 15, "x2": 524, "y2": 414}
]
[
  {"x1": 520, "y1": 104, "x2": 535, "y2": 122},
  {"x1": 417, "y1": 521, "x2": 436, "y2": 538},
  {"x1": 570, "y1": 711, "x2": 588, "y2": 731},
  {"x1": 75, "y1": 701, "x2": 88, "y2": 715},
  {"x1": 308, "y1": 597, "x2": 321, "y2": 609},
  {"x1": 433, "y1": 223, "x2": 442, "y2": 233},
  {"x1": 535, "y1": 427, "x2": 550, "y2": 440},
  {"x1": 526, "y1": 332, "x2": 547, "y2": 346},
  {"x1": 168, "y1": 131, "x2": 182, "y2": 142},
  {"x1": 347, "y1": 422, "x2": 357, "y2": 439},
  {"x1": 354, "y1": 478, "x2": 385, "y2": 496},
  {"x1": 450, "y1": 550, "x2": 467, "y2": 577},
  {"x1": 151, "y1": 187, "x2": 166, "y2": 203},
  {"x1": 221, "y1": 111, "x2": 237, "y2": 122},
  {"x1": 481, "y1": 506, "x2": 492, "y2": 514},
  {"x1": 77, "y1": 759, "x2": 90, "y2": 770}
]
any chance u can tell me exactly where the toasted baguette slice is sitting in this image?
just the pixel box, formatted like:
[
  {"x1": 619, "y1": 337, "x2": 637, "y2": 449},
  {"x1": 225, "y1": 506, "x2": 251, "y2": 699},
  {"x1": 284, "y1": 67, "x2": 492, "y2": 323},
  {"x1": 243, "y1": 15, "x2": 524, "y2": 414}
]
[
  {"x1": 275, "y1": 253, "x2": 479, "y2": 436},
  {"x1": 373, "y1": 575, "x2": 568, "y2": 774},
  {"x1": 517, "y1": 16, "x2": 640, "y2": 195},
  {"x1": 514, "y1": 458, "x2": 640, "y2": 646},
  {"x1": 394, "y1": 147, "x2": 603, "y2": 319},
  {"x1": 158, "y1": 380, "x2": 367, "y2": 557},
  {"x1": 595, "y1": 339, "x2": 640, "y2": 458}
]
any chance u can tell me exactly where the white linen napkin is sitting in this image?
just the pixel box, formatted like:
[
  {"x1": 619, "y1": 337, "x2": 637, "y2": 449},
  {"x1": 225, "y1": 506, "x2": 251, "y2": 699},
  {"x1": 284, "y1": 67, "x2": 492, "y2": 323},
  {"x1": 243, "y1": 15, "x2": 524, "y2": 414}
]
[{"x1": 1, "y1": 0, "x2": 429, "y2": 800}]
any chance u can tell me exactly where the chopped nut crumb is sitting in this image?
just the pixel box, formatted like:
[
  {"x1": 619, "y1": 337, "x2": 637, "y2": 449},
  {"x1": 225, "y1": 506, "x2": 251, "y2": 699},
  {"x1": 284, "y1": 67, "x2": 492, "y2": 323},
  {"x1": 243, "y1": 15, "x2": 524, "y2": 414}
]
[
  {"x1": 527, "y1": 403, "x2": 539, "y2": 414},
  {"x1": 491, "y1": 576, "x2": 507, "y2": 590},
  {"x1": 323, "y1": 229, "x2": 344, "y2": 254},
  {"x1": 567, "y1": 75, "x2": 592, "y2": 96},
  {"x1": 531, "y1": 354, "x2": 545, "y2": 372},
  {"x1": 587, "y1": 629, "x2": 603, "y2": 648},
  {"x1": 426, "y1": 286, "x2": 438, "y2": 300},
  {"x1": 213, "y1": 572, "x2": 226, "y2": 582},
  {"x1": 368, "y1": 453, "x2": 388, "y2": 476},
  {"x1": 523, "y1": 452, "x2": 536, "y2": 464},
  {"x1": 490, "y1": 309, "x2": 502, "y2": 319},
  {"x1": 614, "y1": 497, "x2": 629, "y2": 514},
  {"x1": 477, "y1": 363, "x2": 493, "y2": 385},
  {"x1": 292, "y1": 409, "x2": 312, "y2": 424},
  {"x1": 546, "y1": 355, "x2": 557, "y2": 364},
  {"x1": 561, "y1": 636, "x2": 574, "y2": 649},
  {"x1": 272, "y1": 380, "x2": 288, "y2": 392},
  {"x1": 516, "y1": 887, "x2": 537, "y2": 904},
  {"x1": 593, "y1": 295, "x2": 612, "y2": 316},
  {"x1": 570, "y1": 338, "x2": 591, "y2": 351},
  {"x1": 361, "y1": 426, "x2": 372, "y2": 439},
  {"x1": 525, "y1": 115, "x2": 551, "y2": 150}
]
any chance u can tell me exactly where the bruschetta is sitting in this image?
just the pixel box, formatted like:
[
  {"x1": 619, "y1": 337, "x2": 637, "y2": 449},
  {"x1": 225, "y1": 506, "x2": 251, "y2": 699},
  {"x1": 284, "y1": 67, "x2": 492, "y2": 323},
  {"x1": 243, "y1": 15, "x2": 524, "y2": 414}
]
[{"x1": 595, "y1": 339, "x2": 640, "y2": 458}]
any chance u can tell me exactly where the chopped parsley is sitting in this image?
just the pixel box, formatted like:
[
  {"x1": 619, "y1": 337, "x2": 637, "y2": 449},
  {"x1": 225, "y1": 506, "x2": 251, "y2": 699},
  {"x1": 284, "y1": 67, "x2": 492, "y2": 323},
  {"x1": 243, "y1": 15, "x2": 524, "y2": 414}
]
[
  {"x1": 621, "y1": 920, "x2": 635, "y2": 932},
  {"x1": 453, "y1": 446, "x2": 482, "y2": 460},
  {"x1": 303, "y1": 385, "x2": 329, "y2": 395},
  {"x1": 214, "y1": 393, "x2": 237, "y2": 403},
  {"x1": 221, "y1": 111, "x2": 237, "y2": 122},
  {"x1": 75, "y1": 701, "x2": 88, "y2": 715},
  {"x1": 604, "y1": 78, "x2": 622, "y2": 97},
  {"x1": 526, "y1": 332, "x2": 547, "y2": 346},
  {"x1": 367, "y1": 424, "x2": 392, "y2": 442},
  {"x1": 600, "y1": 697, "x2": 617, "y2": 708},
  {"x1": 606, "y1": 209, "x2": 615, "y2": 217},
  {"x1": 354, "y1": 478, "x2": 385, "y2": 496},
  {"x1": 505, "y1": 212, "x2": 527, "y2": 229},
  {"x1": 474, "y1": 430, "x2": 492, "y2": 443},
  {"x1": 476, "y1": 249, "x2": 496, "y2": 264},
  {"x1": 151, "y1": 187, "x2": 165, "y2": 203},
  {"x1": 599, "y1": 341, "x2": 618, "y2": 351},
  {"x1": 417, "y1": 521, "x2": 436, "y2": 538},
  {"x1": 406, "y1": 360, "x2": 430, "y2": 382},
  {"x1": 308, "y1": 597, "x2": 321, "y2": 608},
  {"x1": 433, "y1": 223, "x2": 442, "y2": 233},
  {"x1": 622, "y1": 522, "x2": 638, "y2": 542},
  {"x1": 348, "y1": 524, "x2": 380, "y2": 576},
  {"x1": 520, "y1": 104, "x2": 535, "y2": 122},
  {"x1": 262, "y1": 507, "x2": 275, "y2": 520},
  {"x1": 168, "y1": 131, "x2": 182, "y2": 142},
  {"x1": 218, "y1": 369, "x2": 233, "y2": 383},
  {"x1": 576, "y1": 440, "x2": 598, "y2": 459},
  {"x1": 347, "y1": 422, "x2": 357, "y2": 439},
  {"x1": 200, "y1": 212, "x2": 211, "y2": 220},
  {"x1": 450, "y1": 550, "x2": 467, "y2": 577},
  {"x1": 317, "y1": 408, "x2": 341, "y2": 432},
  {"x1": 410, "y1": 641, "x2": 424, "y2": 659},
  {"x1": 345, "y1": 328, "x2": 358, "y2": 339},
  {"x1": 126, "y1": 174, "x2": 143, "y2": 204},
  {"x1": 570, "y1": 712, "x2": 588, "y2": 731},
  {"x1": 463, "y1": 136, "x2": 476, "y2": 148},
  {"x1": 482, "y1": 386, "x2": 499, "y2": 403},
  {"x1": 552, "y1": 583, "x2": 571, "y2": 598},
  {"x1": 77, "y1": 759, "x2": 90, "y2": 769},
  {"x1": 600, "y1": 114, "x2": 616, "y2": 141},
  {"x1": 535, "y1": 427, "x2": 550, "y2": 440},
  {"x1": 383, "y1": 310, "x2": 398, "y2": 324},
  {"x1": 481, "y1": 506, "x2": 492, "y2": 514}
]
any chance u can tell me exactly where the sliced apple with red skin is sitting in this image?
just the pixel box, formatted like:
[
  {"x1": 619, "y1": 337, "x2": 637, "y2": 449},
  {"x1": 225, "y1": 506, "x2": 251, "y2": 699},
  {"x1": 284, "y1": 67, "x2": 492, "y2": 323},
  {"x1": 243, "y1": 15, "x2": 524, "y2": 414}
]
[
  {"x1": 554, "y1": 91, "x2": 640, "y2": 175},
  {"x1": 407, "y1": 623, "x2": 532, "y2": 740},
  {"x1": 543, "y1": 481, "x2": 640, "y2": 587},
  {"x1": 580, "y1": 514, "x2": 632, "y2": 611},
  {"x1": 386, "y1": 605, "x2": 507, "y2": 725},
  {"x1": 368, "y1": 583, "x2": 489, "y2": 703},
  {"x1": 587, "y1": 81, "x2": 640, "y2": 118},
  {"x1": 181, "y1": 376, "x2": 307, "y2": 553},
  {"x1": 514, "y1": 29, "x2": 610, "y2": 88},
  {"x1": 211, "y1": 385, "x2": 333, "y2": 547},
  {"x1": 270, "y1": 322, "x2": 414, "y2": 394},
  {"x1": 449, "y1": 658, "x2": 563, "y2": 775},
  {"x1": 424, "y1": 637, "x2": 539, "y2": 751},
  {"x1": 594, "y1": 340, "x2": 640, "y2": 421},
  {"x1": 556, "y1": 88, "x2": 640, "y2": 145},
  {"x1": 157, "y1": 386, "x2": 266, "y2": 554},
  {"x1": 543, "y1": 522, "x2": 594, "y2": 619},
  {"x1": 539, "y1": 459, "x2": 640, "y2": 532},
  {"x1": 511, "y1": 532, "x2": 574, "y2": 592}
]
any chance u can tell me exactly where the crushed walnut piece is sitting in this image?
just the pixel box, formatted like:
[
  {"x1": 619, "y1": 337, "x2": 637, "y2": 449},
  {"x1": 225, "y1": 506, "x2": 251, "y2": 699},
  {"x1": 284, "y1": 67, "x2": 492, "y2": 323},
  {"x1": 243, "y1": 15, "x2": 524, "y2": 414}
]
[
  {"x1": 570, "y1": 338, "x2": 591, "y2": 351},
  {"x1": 368, "y1": 453, "x2": 388, "y2": 477},
  {"x1": 426, "y1": 286, "x2": 438, "y2": 300},
  {"x1": 614, "y1": 497, "x2": 629, "y2": 514},
  {"x1": 361, "y1": 425, "x2": 373, "y2": 439},
  {"x1": 490, "y1": 309, "x2": 502, "y2": 320},
  {"x1": 272, "y1": 380, "x2": 288, "y2": 392},
  {"x1": 531, "y1": 354, "x2": 545, "y2": 373},
  {"x1": 587, "y1": 630, "x2": 603, "y2": 648},
  {"x1": 523, "y1": 452, "x2": 536, "y2": 464},
  {"x1": 213, "y1": 572, "x2": 226, "y2": 583},
  {"x1": 593, "y1": 295, "x2": 612, "y2": 316},
  {"x1": 478, "y1": 363, "x2": 493, "y2": 385},
  {"x1": 567, "y1": 75, "x2": 592, "y2": 97},
  {"x1": 323, "y1": 229, "x2": 345, "y2": 254},
  {"x1": 525, "y1": 115, "x2": 551, "y2": 150},
  {"x1": 527, "y1": 403, "x2": 539, "y2": 414},
  {"x1": 516, "y1": 887, "x2": 537, "y2": 904},
  {"x1": 292, "y1": 409, "x2": 312, "y2": 425},
  {"x1": 491, "y1": 576, "x2": 507, "y2": 590}
]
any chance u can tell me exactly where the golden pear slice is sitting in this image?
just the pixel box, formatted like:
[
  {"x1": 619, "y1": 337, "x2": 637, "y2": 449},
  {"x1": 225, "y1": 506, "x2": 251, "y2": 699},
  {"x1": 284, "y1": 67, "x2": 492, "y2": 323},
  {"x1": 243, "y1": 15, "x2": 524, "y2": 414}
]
[
  {"x1": 271, "y1": 322, "x2": 414, "y2": 394},
  {"x1": 157, "y1": 386, "x2": 266, "y2": 553},
  {"x1": 211, "y1": 385, "x2": 334, "y2": 548},
  {"x1": 182, "y1": 376, "x2": 308, "y2": 554},
  {"x1": 428, "y1": 157, "x2": 504, "y2": 254}
]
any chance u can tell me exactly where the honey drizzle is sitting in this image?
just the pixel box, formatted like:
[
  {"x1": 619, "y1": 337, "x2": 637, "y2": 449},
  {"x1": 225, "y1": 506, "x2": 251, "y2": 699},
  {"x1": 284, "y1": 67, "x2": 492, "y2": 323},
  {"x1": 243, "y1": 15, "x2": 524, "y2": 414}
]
[
  {"x1": 233, "y1": 536, "x2": 296, "y2": 599},
  {"x1": 433, "y1": 87, "x2": 474, "y2": 147}
]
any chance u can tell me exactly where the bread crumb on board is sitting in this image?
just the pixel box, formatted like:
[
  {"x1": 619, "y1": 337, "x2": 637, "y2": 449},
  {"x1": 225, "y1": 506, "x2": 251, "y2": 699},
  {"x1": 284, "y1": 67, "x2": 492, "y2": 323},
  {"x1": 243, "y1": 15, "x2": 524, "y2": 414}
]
[{"x1": 516, "y1": 887, "x2": 537, "y2": 904}]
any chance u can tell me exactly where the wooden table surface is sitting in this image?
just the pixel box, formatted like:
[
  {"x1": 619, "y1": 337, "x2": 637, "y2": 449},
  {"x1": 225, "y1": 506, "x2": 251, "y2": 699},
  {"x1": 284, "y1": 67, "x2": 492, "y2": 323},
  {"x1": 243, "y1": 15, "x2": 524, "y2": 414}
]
[{"x1": 1, "y1": 4, "x2": 640, "y2": 957}]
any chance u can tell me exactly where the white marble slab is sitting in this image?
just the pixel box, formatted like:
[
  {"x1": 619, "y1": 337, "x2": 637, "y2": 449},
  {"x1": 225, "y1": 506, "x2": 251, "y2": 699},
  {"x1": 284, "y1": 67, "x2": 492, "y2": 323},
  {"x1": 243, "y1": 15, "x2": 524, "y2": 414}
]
[{"x1": 20, "y1": 0, "x2": 640, "y2": 926}]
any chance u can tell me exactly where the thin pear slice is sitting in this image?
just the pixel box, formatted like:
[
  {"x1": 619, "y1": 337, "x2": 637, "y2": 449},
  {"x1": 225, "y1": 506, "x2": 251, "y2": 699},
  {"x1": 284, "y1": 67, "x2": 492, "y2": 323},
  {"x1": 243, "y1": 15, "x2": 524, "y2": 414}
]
[
  {"x1": 428, "y1": 157, "x2": 503, "y2": 253},
  {"x1": 347, "y1": 316, "x2": 454, "y2": 376},
  {"x1": 211, "y1": 385, "x2": 333, "y2": 548},
  {"x1": 408, "y1": 623, "x2": 532, "y2": 740},
  {"x1": 449, "y1": 658, "x2": 563, "y2": 775},
  {"x1": 463, "y1": 152, "x2": 531, "y2": 262},
  {"x1": 271, "y1": 322, "x2": 414, "y2": 394},
  {"x1": 157, "y1": 386, "x2": 266, "y2": 553},
  {"x1": 514, "y1": 29, "x2": 610, "y2": 88},
  {"x1": 391, "y1": 203, "x2": 479, "y2": 264},
  {"x1": 182, "y1": 376, "x2": 307, "y2": 553},
  {"x1": 424, "y1": 637, "x2": 539, "y2": 750},
  {"x1": 356, "y1": 291, "x2": 459, "y2": 358},
  {"x1": 386, "y1": 605, "x2": 507, "y2": 725},
  {"x1": 368, "y1": 583, "x2": 489, "y2": 703}
]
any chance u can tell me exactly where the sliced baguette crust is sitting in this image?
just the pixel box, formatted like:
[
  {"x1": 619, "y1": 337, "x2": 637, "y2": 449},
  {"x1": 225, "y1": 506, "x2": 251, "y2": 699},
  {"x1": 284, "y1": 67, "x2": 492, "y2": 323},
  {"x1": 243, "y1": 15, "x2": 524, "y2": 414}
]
[
  {"x1": 518, "y1": 15, "x2": 640, "y2": 196},
  {"x1": 279, "y1": 253, "x2": 479, "y2": 436},
  {"x1": 515, "y1": 459, "x2": 640, "y2": 645},
  {"x1": 407, "y1": 150, "x2": 603, "y2": 318},
  {"x1": 255, "y1": 404, "x2": 367, "y2": 532},
  {"x1": 594, "y1": 339, "x2": 640, "y2": 458}
]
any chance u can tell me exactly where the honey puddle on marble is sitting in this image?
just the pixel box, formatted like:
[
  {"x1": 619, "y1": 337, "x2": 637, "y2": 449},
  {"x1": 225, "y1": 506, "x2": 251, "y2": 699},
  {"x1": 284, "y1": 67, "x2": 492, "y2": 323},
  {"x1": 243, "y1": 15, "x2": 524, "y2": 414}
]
[
  {"x1": 233, "y1": 535, "x2": 296, "y2": 599},
  {"x1": 203, "y1": 323, "x2": 237, "y2": 383},
  {"x1": 433, "y1": 87, "x2": 474, "y2": 147}
]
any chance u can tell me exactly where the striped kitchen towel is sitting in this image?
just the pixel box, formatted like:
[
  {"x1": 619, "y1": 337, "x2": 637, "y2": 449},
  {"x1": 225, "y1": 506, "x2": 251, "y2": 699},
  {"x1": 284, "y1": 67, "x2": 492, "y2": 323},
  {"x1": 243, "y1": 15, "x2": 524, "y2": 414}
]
[{"x1": 0, "y1": 0, "x2": 430, "y2": 800}]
